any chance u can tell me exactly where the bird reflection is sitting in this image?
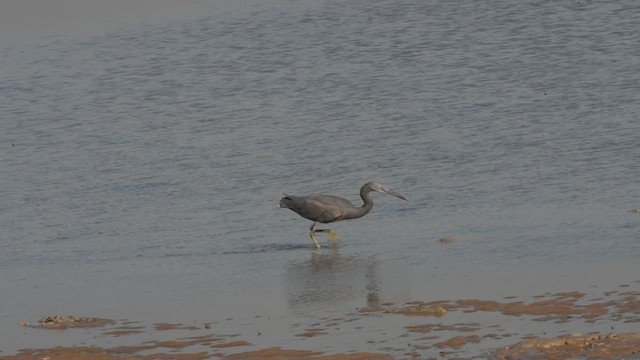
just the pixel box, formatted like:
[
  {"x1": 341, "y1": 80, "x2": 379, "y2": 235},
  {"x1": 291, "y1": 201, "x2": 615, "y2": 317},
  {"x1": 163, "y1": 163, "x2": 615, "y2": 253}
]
[{"x1": 285, "y1": 247, "x2": 380, "y2": 312}]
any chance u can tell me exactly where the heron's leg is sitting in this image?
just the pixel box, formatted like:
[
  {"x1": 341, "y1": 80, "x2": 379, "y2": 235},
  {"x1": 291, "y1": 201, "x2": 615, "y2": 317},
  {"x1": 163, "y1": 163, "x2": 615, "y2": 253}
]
[
  {"x1": 309, "y1": 222, "x2": 321, "y2": 249},
  {"x1": 310, "y1": 232, "x2": 321, "y2": 249}
]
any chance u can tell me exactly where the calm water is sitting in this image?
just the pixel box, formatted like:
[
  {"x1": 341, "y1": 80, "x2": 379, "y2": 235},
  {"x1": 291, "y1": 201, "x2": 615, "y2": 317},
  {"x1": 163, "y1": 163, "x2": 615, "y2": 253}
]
[{"x1": 1, "y1": 0, "x2": 639, "y2": 356}]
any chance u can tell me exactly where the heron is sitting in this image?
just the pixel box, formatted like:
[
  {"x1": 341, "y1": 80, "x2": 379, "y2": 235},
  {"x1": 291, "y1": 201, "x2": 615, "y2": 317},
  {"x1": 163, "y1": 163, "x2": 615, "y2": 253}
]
[{"x1": 279, "y1": 182, "x2": 407, "y2": 248}]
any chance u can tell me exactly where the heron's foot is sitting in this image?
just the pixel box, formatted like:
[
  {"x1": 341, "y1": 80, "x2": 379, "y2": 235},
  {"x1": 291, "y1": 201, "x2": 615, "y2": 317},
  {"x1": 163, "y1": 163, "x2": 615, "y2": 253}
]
[{"x1": 313, "y1": 229, "x2": 338, "y2": 242}]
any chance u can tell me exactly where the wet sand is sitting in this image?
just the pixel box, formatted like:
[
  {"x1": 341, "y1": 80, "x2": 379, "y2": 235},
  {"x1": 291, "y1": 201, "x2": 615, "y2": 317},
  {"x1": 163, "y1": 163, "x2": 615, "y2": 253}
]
[{"x1": 3, "y1": 283, "x2": 640, "y2": 360}]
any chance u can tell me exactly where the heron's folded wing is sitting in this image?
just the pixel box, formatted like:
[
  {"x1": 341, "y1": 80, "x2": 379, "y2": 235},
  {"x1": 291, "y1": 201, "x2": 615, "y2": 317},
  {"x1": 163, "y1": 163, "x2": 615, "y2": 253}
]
[{"x1": 297, "y1": 198, "x2": 344, "y2": 223}]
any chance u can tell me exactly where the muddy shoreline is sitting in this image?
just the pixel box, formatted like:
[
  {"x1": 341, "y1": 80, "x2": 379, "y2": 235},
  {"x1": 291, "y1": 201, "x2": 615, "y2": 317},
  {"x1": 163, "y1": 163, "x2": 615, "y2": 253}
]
[{"x1": 3, "y1": 284, "x2": 640, "y2": 360}]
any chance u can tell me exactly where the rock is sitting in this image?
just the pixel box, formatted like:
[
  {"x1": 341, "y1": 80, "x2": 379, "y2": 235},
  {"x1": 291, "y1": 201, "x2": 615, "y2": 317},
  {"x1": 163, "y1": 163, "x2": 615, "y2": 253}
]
[{"x1": 438, "y1": 236, "x2": 456, "y2": 244}]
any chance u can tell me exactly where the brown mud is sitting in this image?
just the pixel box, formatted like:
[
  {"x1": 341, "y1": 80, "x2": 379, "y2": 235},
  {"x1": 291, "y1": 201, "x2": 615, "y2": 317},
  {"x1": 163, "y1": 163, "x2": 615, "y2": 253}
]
[
  {"x1": 494, "y1": 333, "x2": 640, "y2": 360},
  {"x1": 3, "y1": 286, "x2": 640, "y2": 360},
  {"x1": 35, "y1": 315, "x2": 115, "y2": 329}
]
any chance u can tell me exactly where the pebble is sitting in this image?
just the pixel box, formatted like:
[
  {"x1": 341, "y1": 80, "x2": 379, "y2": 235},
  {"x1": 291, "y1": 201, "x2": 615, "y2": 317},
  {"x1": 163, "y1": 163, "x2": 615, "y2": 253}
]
[{"x1": 438, "y1": 236, "x2": 456, "y2": 244}]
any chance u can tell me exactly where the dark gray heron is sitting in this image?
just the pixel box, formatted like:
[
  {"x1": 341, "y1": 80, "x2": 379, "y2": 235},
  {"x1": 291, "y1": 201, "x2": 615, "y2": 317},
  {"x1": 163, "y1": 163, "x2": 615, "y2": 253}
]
[{"x1": 279, "y1": 182, "x2": 407, "y2": 248}]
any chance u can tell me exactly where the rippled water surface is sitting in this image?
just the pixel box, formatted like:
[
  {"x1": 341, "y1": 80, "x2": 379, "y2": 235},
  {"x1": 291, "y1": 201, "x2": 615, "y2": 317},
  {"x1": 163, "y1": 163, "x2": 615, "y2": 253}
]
[{"x1": 1, "y1": 0, "x2": 639, "y2": 356}]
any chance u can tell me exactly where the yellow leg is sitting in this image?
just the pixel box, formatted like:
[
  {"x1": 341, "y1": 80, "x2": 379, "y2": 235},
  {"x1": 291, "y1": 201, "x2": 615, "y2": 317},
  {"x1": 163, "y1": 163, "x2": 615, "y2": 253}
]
[
  {"x1": 309, "y1": 230, "x2": 321, "y2": 249},
  {"x1": 309, "y1": 222, "x2": 321, "y2": 249},
  {"x1": 308, "y1": 222, "x2": 339, "y2": 248}
]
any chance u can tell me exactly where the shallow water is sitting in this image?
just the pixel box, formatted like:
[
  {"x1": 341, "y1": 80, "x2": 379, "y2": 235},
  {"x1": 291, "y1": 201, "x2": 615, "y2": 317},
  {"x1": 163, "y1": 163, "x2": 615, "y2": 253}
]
[{"x1": 1, "y1": 0, "x2": 639, "y2": 357}]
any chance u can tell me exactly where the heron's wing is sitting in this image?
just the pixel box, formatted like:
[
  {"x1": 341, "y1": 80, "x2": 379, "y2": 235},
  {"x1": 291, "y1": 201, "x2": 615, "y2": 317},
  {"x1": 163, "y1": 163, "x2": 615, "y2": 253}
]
[
  {"x1": 304, "y1": 198, "x2": 345, "y2": 223},
  {"x1": 283, "y1": 195, "x2": 349, "y2": 223}
]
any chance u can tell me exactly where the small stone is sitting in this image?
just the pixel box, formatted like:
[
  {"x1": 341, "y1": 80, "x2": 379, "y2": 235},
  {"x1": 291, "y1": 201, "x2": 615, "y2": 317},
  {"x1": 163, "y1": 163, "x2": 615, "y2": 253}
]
[{"x1": 438, "y1": 236, "x2": 456, "y2": 244}]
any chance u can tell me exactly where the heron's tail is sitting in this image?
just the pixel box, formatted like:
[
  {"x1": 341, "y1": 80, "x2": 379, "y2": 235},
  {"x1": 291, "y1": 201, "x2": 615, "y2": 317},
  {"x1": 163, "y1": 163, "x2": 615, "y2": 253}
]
[{"x1": 279, "y1": 194, "x2": 293, "y2": 208}]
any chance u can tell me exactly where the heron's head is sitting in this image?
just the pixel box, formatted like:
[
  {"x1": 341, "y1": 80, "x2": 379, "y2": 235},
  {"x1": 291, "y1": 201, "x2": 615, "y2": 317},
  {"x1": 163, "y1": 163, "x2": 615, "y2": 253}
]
[{"x1": 366, "y1": 182, "x2": 407, "y2": 201}]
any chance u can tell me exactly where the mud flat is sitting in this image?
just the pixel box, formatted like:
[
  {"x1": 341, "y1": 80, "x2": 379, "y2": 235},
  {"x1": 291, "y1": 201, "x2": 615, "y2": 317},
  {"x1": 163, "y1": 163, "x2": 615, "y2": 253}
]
[
  {"x1": 3, "y1": 283, "x2": 640, "y2": 359},
  {"x1": 493, "y1": 333, "x2": 640, "y2": 360},
  {"x1": 34, "y1": 315, "x2": 115, "y2": 329}
]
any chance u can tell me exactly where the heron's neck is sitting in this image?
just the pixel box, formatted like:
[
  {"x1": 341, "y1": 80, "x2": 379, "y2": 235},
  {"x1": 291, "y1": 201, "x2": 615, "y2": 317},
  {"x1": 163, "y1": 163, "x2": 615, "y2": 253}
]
[
  {"x1": 343, "y1": 189, "x2": 374, "y2": 220},
  {"x1": 342, "y1": 191, "x2": 373, "y2": 220},
  {"x1": 360, "y1": 194, "x2": 375, "y2": 213}
]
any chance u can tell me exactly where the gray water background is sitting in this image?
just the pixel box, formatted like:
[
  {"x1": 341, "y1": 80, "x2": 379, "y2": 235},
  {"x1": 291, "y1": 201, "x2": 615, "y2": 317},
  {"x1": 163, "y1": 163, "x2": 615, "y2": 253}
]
[{"x1": 1, "y1": 0, "x2": 639, "y2": 356}]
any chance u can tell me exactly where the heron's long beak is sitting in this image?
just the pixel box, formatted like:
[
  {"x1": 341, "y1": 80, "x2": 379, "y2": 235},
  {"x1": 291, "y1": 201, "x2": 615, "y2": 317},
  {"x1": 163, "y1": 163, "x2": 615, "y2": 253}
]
[{"x1": 381, "y1": 187, "x2": 407, "y2": 201}]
